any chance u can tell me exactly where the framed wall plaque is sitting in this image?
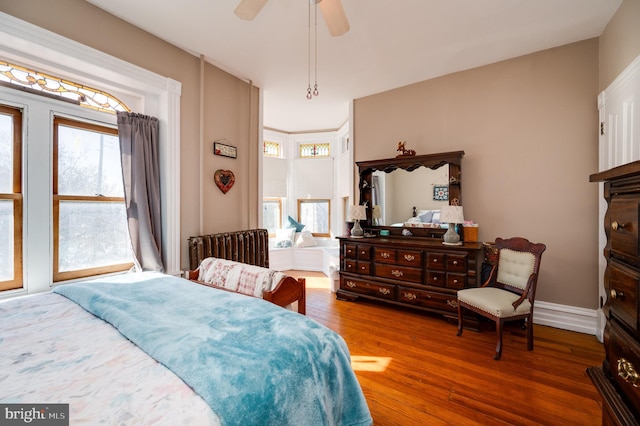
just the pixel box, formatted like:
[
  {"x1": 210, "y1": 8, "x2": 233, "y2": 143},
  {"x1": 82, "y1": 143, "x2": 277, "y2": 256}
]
[{"x1": 214, "y1": 141, "x2": 237, "y2": 159}]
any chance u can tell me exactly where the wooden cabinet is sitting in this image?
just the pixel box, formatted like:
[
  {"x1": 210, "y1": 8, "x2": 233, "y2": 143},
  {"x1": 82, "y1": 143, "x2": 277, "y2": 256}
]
[
  {"x1": 337, "y1": 236, "x2": 483, "y2": 324},
  {"x1": 588, "y1": 162, "x2": 640, "y2": 425}
]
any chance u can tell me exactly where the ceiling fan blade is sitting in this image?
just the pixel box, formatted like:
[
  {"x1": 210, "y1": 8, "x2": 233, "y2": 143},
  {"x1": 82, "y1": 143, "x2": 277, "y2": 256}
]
[
  {"x1": 319, "y1": 0, "x2": 350, "y2": 36},
  {"x1": 234, "y1": 0, "x2": 270, "y2": 21}
]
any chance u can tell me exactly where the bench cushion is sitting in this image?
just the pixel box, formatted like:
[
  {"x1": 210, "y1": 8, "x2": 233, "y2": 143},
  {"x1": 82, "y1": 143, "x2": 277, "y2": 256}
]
[{"x1": 198, "y1": 257, "x2": 286, "y2": 298}]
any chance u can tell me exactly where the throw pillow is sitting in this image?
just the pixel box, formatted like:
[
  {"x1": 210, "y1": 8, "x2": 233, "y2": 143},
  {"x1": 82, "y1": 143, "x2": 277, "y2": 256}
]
[
  {"x1": 285, "y1": 215, "x2": 306, "y2": 232},
  {"x1": 296, "y1": 230, "x2": 318, "y2": 248},
  {"x1": 275, "y1": 228, "x2": 296, "y2": 248},
  {"x1": 419, "y1": 211, "x2": 434, "y2": 223}
]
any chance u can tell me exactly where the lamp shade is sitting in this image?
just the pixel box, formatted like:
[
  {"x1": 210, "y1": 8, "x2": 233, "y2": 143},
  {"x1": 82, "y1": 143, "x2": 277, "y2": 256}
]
[
  {"x1": 372, "y1": 205, "x2": 382, "y2": 219},
  {"x1": 350, "y1": 205, "x2": 367, "y2": 221},
  {"x1": 440, "y1": 205, "x2": 464, "y2": 224}
]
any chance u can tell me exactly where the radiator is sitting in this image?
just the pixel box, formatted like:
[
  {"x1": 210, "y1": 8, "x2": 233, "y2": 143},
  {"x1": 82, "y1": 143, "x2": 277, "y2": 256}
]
[{"x1": 188, "y1": 229, "x2": 269, "y2": 270}]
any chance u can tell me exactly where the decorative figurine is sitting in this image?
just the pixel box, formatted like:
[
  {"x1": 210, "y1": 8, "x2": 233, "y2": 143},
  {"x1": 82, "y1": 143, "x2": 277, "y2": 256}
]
[{"x1": 396, "y1": 141, "x2": 416, "y2": 157}]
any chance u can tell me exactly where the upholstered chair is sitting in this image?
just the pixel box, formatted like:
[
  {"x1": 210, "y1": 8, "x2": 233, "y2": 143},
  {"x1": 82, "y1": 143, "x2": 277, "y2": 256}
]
[{"x1": 456, "y1": 237, "x2": 546, "y2": 360}]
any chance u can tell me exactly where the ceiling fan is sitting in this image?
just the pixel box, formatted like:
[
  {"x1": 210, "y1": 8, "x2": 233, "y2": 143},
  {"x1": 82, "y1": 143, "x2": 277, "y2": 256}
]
[{"x1": 234, "y1": 0, "x2": 350, "y2": 36}]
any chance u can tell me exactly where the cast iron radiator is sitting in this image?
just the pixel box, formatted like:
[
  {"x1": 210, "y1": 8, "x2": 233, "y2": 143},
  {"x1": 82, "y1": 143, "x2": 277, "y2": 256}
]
[{"x1": 188, "y1": 229, "x2": 269, "y2": 271}]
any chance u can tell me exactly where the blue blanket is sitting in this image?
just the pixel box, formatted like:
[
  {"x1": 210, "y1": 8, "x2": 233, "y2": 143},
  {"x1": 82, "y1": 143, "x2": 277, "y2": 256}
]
[{"x1": 54, "y1": 273, "x2": 372, "y2": 426}]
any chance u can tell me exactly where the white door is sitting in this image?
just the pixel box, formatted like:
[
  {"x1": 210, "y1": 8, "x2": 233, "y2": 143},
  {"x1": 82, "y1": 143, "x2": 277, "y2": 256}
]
[{"x1": 597, "y1": 54, "x2": 640, "y2": 340}]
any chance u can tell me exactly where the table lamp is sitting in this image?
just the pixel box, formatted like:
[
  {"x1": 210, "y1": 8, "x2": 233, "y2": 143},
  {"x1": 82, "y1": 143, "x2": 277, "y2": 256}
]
[
  {"x1": 350, "y1": 205, "x2": 367, "y2": 237},
  {"x1": 440, "y1": 205, "x2": 464, "y2": 245}
]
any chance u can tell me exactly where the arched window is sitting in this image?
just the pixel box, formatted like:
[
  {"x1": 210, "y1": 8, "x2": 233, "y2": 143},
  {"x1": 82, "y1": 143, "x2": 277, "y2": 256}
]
[{"x1": 0, "y1": 60, "x2": 130, "y2": 113}]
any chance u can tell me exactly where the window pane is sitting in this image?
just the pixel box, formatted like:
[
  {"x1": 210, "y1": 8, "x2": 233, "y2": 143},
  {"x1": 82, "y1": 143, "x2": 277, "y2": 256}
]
[
  {"x1": 0, "y1": 200, "x2": 14, "y2": 280},
  {"x1": 0, "y1": 113, "x2": 12, "y2": 193},
  {"x1": 300, "y1": 201, "x2": 329, "y2": 234},
  {"x1": 263, "y1": 200, "x2": 281, "y2": 233},
  {"x1": 58, "y1": 201, "x2": 131, "y2": 272},
  {"x1": 57, "y1": 126, "x2": 123, "y2": 197}
]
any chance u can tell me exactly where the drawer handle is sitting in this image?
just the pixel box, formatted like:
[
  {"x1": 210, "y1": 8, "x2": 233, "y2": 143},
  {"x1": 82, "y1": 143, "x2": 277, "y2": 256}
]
[
  {"x1": 380, "y1": 252, "x2": 391, "y2": 259},
  {"x1": 432, "y1": 276, "x2": 438, "y2": 282},
  {"x1": 360, "y1": 265, "x2": 366, "y2": 271},
  {"x1": 452, "y1": 279, "x2": 459, "y2": 284},
  {"x1": 452, "y1": 260, "x2": 458, "y2": 265},
  {"x1": 404, "y1": 292, "x2": 416, "y2": 301},
  {"x1": 391, "y1": 269, "x2": 404, "y2": 277},
  {"x1": 447, "y1": 300, "x2": 458, "y2": 308},
  {"x1": 610, "y1": 289, "x2": 624, "y2": 300},
  {"x1": 617, "y1": 358, "x2": 639, "y2": 388},
  {"x1": 360, "y1": 250, "x2": 367, "y2": 255},
  {"x1": 432, "y1": 259, "x2": 438, "y2": 263},
  {"x1": 404, "y1": 254, "x2": 415, "y2": 261},
  {"x1": 612, "y1": 221, "x2": 626, "y2": 231},
  {"x1": 346, "y1": 280, "x2": 356, "y2": 288},
  {"x1": 379, "y1": 288, "x2": 391, "y2": 295}
]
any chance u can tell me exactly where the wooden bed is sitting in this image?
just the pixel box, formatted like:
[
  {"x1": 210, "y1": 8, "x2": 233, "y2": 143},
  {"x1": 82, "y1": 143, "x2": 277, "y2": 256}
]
[
  {"x1": 0, "y1": 272, "x2": 371, "y2": 425},
  {"x1": 187, "y1": 229, "x2": 306, "y2": 314}
]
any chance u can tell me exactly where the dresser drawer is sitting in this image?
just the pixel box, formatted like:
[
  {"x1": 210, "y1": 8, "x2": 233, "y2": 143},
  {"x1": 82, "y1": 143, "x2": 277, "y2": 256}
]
[
  {"x1": 447, "y1": 272, "x2": 466, "y2": 290},
  {"x1": 425, "y1": 270, "x2": 446, "y2": 287},
  {"x1": 374, "y1": 247, "x2": 395, "y2": 263},
  {"x1": 609, "y1": 261, "x2": 639, "y2": 334},
  {"x1": 376, "y1": 264, "x2": 422, "y2": 283},
  {"x1": 344, "y1": 259, "x2": 371, "y2": 275},
  {"x1": 427, "y1": 252, "x2": 446, "y2": 270},
  {"x1": 341, "y1": 277, "x2": 395, "y2": 300},
  {"x1": 610, "y1": 198, "x2": 640, "y2": 259},
  {"x1": 604, "y1": 321, "x2": 640, "y2": 417},
  {"x1": 446, "y1": 253, "x2": 467, "y2": 272},
  {"x1": 398, "y1": 286, "x2": 458, "y2": 313},
  {"x1": 357, "y1": 245, "x2": 372, "y2": 260},
  {"x1": 344, "y1": 244, "x2": 357, "y2": 259},
  {"x1": 397, "y1": 249, "x2": 422, "y2": 267}
]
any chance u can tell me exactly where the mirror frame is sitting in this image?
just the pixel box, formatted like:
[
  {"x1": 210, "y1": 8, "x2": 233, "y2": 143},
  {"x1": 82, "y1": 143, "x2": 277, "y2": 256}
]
[{"x1": 357, "y1": 150, "x2": 464, "y2": 237}]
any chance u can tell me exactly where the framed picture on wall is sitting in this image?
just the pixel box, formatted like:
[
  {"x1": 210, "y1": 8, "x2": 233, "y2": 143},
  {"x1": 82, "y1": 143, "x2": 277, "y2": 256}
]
[
  {"x1": 433, "y1": 185, "x2": 448, "y2": 201},
  {"x1": 214, "y1": 141, "x2": 237, "y2": 159}
]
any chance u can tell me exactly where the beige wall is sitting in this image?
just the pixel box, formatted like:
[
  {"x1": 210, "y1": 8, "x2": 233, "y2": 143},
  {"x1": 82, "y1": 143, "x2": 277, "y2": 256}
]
[
  {"x1": 353, "y1": 0, "x2": 640, "y2": 310},
  {"x1": 0, "y1": 0, "x2": 260, "y2": 270},
  {"x1": 599, "y1": 0, "x2": 640, "y2": 91},
  {"x1": 354, "y1": 39, "x2": 600, "y2": 308}
]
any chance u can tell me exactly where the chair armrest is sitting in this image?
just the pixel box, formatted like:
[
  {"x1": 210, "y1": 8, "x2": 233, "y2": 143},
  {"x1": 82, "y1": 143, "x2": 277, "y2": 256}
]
[
  {"x1": 511, "y1": 272, "x2": 537, "y2": 309},
  {"x1": 480, "y1": 264, "x2": 498, "y2": 288}
]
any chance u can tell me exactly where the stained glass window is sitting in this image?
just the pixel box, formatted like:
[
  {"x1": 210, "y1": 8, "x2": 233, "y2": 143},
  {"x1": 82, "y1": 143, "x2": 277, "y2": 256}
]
[
  {"x1": 0, "y1": 61, "x2": 130, "y2": 114},
  {"x1": 300, "y1": 143, "x2": 330, "y2": 158}
]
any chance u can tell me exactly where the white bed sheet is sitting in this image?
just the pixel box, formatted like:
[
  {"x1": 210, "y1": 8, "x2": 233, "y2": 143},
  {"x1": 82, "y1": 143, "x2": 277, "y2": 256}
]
[{"x1": 0, "y1": 292, "x2": 220, "y2": 425}]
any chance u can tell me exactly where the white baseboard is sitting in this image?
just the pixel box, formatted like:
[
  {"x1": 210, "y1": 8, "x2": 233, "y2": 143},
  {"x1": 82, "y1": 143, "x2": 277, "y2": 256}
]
[{"x1": 533, "y1": 301, "x2": 599, "y2": 336}]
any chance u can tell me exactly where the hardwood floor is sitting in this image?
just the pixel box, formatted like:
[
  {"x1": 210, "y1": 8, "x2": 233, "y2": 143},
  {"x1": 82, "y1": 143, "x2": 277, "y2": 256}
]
[{"x1": 286, "y1": 271, "x2": 605, "y2": 426}]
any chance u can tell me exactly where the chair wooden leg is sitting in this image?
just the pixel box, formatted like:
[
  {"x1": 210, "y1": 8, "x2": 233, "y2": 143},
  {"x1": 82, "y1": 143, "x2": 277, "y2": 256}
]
[
  {"x1": 456, "y1": 301, "x2": 463, "y2": 336},
  {"x1": 527, "y1": 316, "x2": 534, "y2": 351},
  {"x1": 494, "y1": 319, "x2": 503, "y2": 360}
]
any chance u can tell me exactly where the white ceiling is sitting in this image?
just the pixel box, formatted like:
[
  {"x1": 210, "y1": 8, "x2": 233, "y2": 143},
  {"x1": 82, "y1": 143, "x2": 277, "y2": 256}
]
[{"x1": 87, "y1": 0, "x2": 621, "y2": 133}]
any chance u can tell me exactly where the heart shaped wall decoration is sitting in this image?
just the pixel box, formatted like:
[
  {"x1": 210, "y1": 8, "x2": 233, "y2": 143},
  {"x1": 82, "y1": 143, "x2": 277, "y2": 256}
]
[{"x1": 214, "y1": 169, "x2": 235, "y2": 194}]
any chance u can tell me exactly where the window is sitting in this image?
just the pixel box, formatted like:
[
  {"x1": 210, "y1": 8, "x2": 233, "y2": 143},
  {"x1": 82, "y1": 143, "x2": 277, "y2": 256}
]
[
  {"x1": 263, "y1": 198, "x2": 282, "y2": 235},
  {"x1": 298, "y1": 199, "x2": 330, "y2": 237},
  {"x1": 0, "y1": 105, "x2": 23, "y2": 291},
  {"x1": 263, "y1": 141, "x2": 281, "y2": 157},
  {"x1": 53, "y1": 117, "x2": 133, "y2": 281},
  {"x1": 299, "y1": 142, "x2": 330, "y2": 158},
  {"x1": 0, "y1": 60, "x2": 130, "y2": 114}
]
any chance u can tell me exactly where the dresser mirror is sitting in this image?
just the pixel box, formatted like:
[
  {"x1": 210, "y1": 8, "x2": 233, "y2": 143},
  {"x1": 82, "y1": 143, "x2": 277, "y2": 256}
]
[{"x1": 357, "y1": 151, "x2": 464, "y2": 237}]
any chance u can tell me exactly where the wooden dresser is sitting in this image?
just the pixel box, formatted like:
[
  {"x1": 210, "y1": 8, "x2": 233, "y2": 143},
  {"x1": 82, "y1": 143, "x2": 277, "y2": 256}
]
[
  {"x1": 337, "y1": 236, "x2": 484, "y2": 325},
  {"x1": 589, "y1": 162, "x2": 640, "y2": 425}
]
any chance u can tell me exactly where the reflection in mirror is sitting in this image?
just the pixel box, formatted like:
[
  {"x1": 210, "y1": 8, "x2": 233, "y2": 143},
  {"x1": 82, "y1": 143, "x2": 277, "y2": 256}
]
[{"x1": 372, "y1": 167, "x2": 450, "y2": 226}]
